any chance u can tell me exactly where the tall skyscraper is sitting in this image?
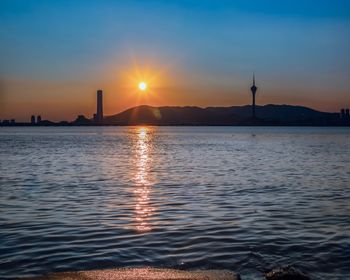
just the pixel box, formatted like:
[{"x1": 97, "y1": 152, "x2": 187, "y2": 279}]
[
  {"x1": 250, "y1": 73, "x2": 258, "y2": 119},
  {"x1": 94, "y1": 89, "x2": 104, "y2": 123}
]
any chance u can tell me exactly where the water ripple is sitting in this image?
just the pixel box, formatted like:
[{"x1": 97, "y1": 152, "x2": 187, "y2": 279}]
[{"x1": 1, "y1": 127, "x2": 350, "y2": 279}]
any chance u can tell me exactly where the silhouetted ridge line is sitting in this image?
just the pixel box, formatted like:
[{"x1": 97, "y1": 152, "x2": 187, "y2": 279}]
[
  {"x1": 1, "y1": 104, "x2": 348, "y2": 126},
  {"x1": 102, "y1": 104, "x2": 341, "y2": 126}
]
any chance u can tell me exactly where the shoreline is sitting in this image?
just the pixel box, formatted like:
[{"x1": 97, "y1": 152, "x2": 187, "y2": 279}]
[
  {"x1": 23, "y1": 268, "x2": 239, "y2": 280},
  {"x1": 20, "y1": 266, "x2": 312, "y2": 280}
]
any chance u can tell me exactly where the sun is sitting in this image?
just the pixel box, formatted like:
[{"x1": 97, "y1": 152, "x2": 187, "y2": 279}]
[{"x1": 138, "y1": 82, "x2": 147, "y2": 91}]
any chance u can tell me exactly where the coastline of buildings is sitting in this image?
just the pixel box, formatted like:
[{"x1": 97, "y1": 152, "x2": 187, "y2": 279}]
[{"x1": 1, "y1": 78, "x2": 349, "y2": 126}]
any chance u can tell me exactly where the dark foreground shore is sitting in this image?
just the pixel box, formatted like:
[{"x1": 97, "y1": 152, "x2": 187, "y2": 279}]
[
  {"x1": 24, "y1": 268, "x2": 239, "y2": 280},
  {"x1": 23, "y1": 266, "x2": 313, "y2": 280}
]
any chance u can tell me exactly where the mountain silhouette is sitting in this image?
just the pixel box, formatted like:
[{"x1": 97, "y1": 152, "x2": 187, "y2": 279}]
[{"x1": 103, "y1": 104, "x2": 340, "y2": 126}]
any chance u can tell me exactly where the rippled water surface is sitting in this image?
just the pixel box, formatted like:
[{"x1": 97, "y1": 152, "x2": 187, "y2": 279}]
[{"x1": 1, "y1": 127, "x2": 350, "y2": 279}]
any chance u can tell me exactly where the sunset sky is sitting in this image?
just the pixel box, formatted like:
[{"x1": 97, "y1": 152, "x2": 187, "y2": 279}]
[{"x1": 1, "y1": 0, "x2": 349, "y2": 122}]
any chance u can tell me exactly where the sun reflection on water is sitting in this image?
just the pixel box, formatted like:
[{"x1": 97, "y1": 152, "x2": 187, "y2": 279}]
[{"x1": 133, "y1": 127, "x2": 155, "y2": 232}]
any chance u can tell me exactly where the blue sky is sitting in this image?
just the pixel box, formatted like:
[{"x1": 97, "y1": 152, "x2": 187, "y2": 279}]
[{"x1": 1, "y1": 0, "x2": 349, "y2": 120}]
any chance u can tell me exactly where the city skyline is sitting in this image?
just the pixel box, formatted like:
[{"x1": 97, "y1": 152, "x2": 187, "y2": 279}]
[
  {"x1": 1, "y1": 0, "x2": 350, "y2": 121},
  {"x1": 1, "y1": 75, "x2": 349, "y2": 124},
  {"x1": 1, "y1": 82, "x2": 349, "y2": 126}
]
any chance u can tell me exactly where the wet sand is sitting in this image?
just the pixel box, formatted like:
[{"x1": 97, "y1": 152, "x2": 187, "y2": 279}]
[{"x1": 25, "y1": 268, "x2": 239, "y2": 280}]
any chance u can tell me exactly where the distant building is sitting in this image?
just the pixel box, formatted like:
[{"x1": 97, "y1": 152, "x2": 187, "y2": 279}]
[
  {"x1": 2, "y1": 120, "x2": 10, "y2": 125},
  {"x1": 250, "y1": 73, "x2": 258, "y2": 119},
  {"x1": 37, "y1": 115, "x2": 42, "y2": 123},
  {"x1": 73, "y1": 115, "x2": 92, "y2": 125},
  {"x1": 31, "y1": 115, "x2": 36, "y2": 124},
  {"x1": 93, "y1": 89, "x2": 104, "y2": 123},
  {"x1": 340, "y1": 108, "x2": 349, "y2": 120},
  {"x1": 341, "y1": 109, "x2": 345, "y2": 119},
  {"x1": 10, "y1": 119, "x2": 15, "y2": 124}
]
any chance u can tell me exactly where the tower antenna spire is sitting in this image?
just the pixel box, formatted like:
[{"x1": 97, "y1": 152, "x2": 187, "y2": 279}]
[{"x1": 250, "y1": 72, "x2": 258, "y2": 119}]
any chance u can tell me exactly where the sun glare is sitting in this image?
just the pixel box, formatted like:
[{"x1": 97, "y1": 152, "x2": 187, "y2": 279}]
[{"x1": 139, "y1": 82, "x2": 147, "y2": 91}]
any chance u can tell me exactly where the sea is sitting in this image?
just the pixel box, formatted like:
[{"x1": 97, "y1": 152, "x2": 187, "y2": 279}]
[{"x1": 0, "y1": 126, "x2": 349, "y2": 279}]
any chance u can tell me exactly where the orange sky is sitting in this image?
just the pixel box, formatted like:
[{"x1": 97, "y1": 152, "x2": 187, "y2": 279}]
[
  {"x1": 0, "y1": 50, "x2": 349, "y2": 122},
  {"x1": 1, "y1": 71, "x2": 347, "y2": 122}
]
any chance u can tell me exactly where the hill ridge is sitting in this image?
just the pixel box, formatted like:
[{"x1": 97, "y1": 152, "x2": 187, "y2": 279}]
[{"x1": 102, "y1": 104, "x2": 340, "y2": 126}]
